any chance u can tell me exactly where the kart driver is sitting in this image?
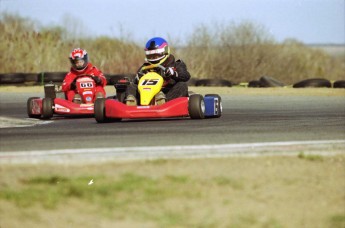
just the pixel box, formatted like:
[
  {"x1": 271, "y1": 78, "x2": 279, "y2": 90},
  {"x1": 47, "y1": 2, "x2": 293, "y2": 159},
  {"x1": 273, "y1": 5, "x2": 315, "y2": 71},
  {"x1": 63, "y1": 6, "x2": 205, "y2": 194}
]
[
  {"x1": 125, "y1": 37, "x2": 191, "y2": 106},
  {"x1": 62, "y1": 48, "x2": 107, "y2": 103}
]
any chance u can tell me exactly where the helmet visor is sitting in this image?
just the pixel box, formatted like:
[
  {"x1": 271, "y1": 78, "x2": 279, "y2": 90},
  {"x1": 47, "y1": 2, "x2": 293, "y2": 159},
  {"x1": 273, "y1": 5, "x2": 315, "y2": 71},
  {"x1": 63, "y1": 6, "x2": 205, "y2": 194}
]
[
  {"x1": 145, "y1": 48, "x2": 165, "y2": 62},
  {"x1": 146, "y1": 53, "x2": 165, "y2": 62},
  {"x1": 72, "y1": 59, "x2": 86, "y2": 70}
]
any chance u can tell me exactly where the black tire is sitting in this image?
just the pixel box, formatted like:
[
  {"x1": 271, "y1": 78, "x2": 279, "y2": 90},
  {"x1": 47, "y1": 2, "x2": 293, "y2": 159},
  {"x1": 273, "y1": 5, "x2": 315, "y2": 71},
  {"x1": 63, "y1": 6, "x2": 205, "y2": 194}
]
[
  {"x1": 44, "y1": 83, "x2": 56, "y2": 99},
  {"x1": 188, "y1": 94, "x2": 205, "y2": 119},
  {"x1": 293, "y1": 78, "x2": 332, "y2": 88},
  {"x1": 187, "y1": 78, "x2": 198, "y2": 86},
  {"x1": 0, "y1": 73, "x2": 26, "y2": 84},
  {"x1": 195, "y1": 79, "x2": 232, "y2": 87},
  {"x1": 27, "y1": 97, "x2": 41, "y2": 118},
  {"x1": 94, "y1": 98, "x2": 120, "y2": 123},
  {"x1": 205, "y1": 94, "x2": 222, "y2": 118},
  {"x1": 248, "y1": 80, "x2": 261, "y2": 88},
  {"x1": 333, "y1": 80, "x2": 345, "y2": 88},
  {"x1": 39, "y1": 72, "x2": 67, "y2": 83},
  {"x1": 42, "y1": 98, "x2": 54, "y2": 119},
  {"x1": 259, "y1": 76, "x2": 285, "y2": 87},
  {"x1": 94, "y1": 98, "x2": 107, "y2": 123},
  {"x1": 24, "y1": 73, "x2": 40, "y2": 84}
]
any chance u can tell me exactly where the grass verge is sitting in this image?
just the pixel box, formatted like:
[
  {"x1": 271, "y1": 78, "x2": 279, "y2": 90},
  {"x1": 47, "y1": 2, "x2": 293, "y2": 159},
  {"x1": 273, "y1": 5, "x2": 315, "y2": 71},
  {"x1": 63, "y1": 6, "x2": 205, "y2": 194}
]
[
  {"x1": 0, "y1": 155, "x2": 344, "y2": 228},
  {"x1": 1, "y1": 85, "x2": 345, "y2": 97}
]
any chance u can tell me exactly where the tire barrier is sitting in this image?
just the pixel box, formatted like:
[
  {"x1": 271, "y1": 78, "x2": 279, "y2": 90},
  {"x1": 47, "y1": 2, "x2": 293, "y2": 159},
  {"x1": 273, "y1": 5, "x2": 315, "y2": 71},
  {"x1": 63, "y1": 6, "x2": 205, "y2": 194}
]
[
  {"x1": 247, "y1": 76, "x2": 285, "y2": 88},
  {"x1": 293, "y1": 78, "x2": 332, "y2": 88},
  {"x1": 333, "y1": 80, "x2": 345, "y2": 89},
  {"x1": 195, "y1": 79, "x2": 232, "y2": 87},
  {"x1": 24, "y1": 73, "x2": 39, "y2": 83},
  {"x1": 0, "y1": 73, "x2": 26, "y2": 84},
  {"x1": 187, "y1": 78, "x2": 198, "y2": 86},
  {"x1": 39, "y1": 72, "x2": 67, "y2": 84},
  {"x1": 0, "y1": 72, "x2": 343, "y2": 89},
  {"x1": 259, "y1": 76, "x2": 285, "y2": 87},
  {"x1": 248, "y1": 80, "x2": 261, "y2": 88}
]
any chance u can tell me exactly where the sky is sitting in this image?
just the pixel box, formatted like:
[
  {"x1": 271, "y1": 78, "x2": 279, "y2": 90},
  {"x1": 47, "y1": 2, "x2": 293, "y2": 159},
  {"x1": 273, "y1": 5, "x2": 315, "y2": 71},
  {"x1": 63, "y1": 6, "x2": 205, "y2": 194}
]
[{"x1": 1, "y1": 0, "x2": 344, "y2": 44}]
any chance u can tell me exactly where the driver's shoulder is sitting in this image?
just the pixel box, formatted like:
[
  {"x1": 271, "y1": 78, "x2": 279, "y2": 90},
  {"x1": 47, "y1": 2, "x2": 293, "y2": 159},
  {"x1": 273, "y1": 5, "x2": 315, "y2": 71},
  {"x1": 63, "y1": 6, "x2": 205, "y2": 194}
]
[{"x1": 66, "y1": 71, "x2": 77, "y2": 78}]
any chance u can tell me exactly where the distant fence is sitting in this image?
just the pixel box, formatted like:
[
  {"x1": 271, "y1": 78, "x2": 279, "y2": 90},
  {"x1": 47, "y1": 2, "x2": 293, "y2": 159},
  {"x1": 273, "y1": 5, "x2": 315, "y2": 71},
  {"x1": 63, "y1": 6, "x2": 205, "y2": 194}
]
[{"x1": 0, "y1": 72, "x2": 344, "y2": 88}]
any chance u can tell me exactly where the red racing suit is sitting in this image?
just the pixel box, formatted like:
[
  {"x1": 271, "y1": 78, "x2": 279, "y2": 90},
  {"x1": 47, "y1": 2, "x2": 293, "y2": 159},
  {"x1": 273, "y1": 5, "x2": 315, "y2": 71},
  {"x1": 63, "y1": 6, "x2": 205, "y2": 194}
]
[{"x1": 62, "y1": 63, "x2": 107, "y2": 101}]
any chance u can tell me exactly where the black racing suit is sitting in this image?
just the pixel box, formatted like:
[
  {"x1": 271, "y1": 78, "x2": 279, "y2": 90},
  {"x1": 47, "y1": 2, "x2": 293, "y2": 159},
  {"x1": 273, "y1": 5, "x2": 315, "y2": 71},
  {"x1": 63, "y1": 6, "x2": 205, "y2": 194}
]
[{"x1": 126, "y1": 54, "x2": 191, "y2": 101}]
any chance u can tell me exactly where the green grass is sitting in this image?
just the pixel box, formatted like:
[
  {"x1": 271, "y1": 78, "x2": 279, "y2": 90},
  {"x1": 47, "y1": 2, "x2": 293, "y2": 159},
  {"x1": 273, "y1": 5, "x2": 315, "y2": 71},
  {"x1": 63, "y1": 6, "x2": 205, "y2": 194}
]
[
  {"x1": 1, "y1": 156, "x2": 344, "y2": 228},
  {"x1": 328, "y1": 214, "x2": 345, "y2": 228},
  {"x1": 1, "y1": 172, "x2": 197, "y2": 209},
  {"x1": 298, "y1": 152, "x2": 324, "y2": 161}
]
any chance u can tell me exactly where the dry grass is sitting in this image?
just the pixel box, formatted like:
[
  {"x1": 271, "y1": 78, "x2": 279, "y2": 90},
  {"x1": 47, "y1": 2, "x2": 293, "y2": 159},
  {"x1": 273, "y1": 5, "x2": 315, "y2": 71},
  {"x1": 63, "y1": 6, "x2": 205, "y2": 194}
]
[
  {"x1": 0, "y1": 155, "x2": 344, "y2": 228},
  {"x1": 1, "y1": 14, "x2": 344, "y2": 85},
  {"x1": 0, "y1": 13, "x2": 143, "y2": 74},
  {"x1": 179, "y1": 22, "x2": 345, "y2": 85}
]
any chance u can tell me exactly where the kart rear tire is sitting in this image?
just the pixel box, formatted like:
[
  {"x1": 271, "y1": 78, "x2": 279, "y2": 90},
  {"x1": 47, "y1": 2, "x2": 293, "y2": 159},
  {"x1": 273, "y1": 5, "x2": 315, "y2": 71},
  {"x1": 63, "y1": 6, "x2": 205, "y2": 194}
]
[
  {"x1": 188, "y1": 94, "x2": 205, "y2": 119},
  {"x1": 42, "y1": 98, "x2": 54, "y2": 119},
  {"x1": 205, "y1": 94, "x2": 222, "y2": 118},
  {"x1": 27, "y1": 97, "x2": 41, "y2": 118}
]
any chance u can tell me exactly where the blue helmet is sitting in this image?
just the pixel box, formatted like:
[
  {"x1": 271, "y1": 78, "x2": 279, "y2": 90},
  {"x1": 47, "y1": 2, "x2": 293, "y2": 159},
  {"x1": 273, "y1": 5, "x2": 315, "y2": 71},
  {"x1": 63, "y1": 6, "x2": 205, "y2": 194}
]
[{"x1": 144, "y1": 37, "x2": 170, "y2": 65}]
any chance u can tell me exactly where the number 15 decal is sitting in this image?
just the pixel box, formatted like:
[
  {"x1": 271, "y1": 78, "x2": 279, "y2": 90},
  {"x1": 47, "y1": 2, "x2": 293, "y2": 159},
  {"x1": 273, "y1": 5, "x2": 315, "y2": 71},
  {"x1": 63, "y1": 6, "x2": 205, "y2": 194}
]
[{"x1": 141, "y1": 79, "x2": 160, "y2": 86}]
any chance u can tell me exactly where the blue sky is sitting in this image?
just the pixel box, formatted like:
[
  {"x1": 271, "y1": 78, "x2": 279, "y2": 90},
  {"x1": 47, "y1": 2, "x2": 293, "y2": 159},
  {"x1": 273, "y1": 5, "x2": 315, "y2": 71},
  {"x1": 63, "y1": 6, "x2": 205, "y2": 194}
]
[{"x1": 1, "y1": 0, "x2": 344, "y2": 44}]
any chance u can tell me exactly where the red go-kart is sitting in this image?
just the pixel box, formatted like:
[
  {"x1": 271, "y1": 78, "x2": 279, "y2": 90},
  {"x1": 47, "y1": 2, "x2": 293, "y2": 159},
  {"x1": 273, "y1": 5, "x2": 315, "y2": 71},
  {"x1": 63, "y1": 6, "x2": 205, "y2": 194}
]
[
  {"x1": 94, "y1": 65, "x2": 222, "y2": 123},
  {"x1": 27, "y1": 75, "x2": 101, "y2": 119}
]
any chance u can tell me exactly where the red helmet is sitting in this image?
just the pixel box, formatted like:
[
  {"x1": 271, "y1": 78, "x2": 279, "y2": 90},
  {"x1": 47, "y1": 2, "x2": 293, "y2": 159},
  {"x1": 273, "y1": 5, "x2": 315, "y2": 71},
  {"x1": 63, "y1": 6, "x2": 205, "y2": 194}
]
[{"x1": 69, "y1": 48, "x2": 88, "y2": 71}]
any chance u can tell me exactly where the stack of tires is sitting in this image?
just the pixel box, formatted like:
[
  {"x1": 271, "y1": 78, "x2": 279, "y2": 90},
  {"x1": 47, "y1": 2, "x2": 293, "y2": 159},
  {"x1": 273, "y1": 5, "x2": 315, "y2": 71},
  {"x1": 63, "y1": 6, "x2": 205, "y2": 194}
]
[
  {"x1": 1, "y1": 72, "x2": 344, "y2": 89},
  {"x1": 194, "y1": 79, "x2": 232, "y2": 87}
]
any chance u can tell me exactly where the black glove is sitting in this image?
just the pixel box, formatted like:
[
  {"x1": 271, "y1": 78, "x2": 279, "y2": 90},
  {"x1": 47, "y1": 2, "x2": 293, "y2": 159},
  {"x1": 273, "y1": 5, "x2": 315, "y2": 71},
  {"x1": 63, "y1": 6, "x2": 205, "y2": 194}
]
[
  {"x1": 164, "y1": 67, "x2": 177, "y2": 78},
  {"x1": 70, "y1": 81, "x2": 76, "y2": 90},
  {"x1": 92, "y1": 76, "x2": 102, "y2": 85}
]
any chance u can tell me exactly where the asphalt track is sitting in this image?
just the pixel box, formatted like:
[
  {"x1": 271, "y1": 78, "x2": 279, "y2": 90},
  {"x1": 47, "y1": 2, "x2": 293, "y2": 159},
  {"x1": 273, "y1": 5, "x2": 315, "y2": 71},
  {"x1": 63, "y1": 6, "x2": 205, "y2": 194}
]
[{"x1": 0, "y1": 91, "x2": 344, "y2": 162}]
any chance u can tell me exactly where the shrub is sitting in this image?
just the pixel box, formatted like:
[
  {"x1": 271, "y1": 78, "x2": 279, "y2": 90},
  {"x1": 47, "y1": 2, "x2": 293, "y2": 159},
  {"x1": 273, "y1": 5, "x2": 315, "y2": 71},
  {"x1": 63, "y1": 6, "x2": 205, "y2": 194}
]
[{"x1": 1, "y1": 14, "x2": 344, "y2": 84}]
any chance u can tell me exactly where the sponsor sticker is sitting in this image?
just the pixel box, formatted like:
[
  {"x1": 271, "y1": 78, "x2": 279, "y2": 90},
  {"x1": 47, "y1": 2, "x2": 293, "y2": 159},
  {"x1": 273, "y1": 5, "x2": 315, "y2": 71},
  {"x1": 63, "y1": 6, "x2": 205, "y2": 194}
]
[
  {"x1": 32, "y1": 100, "x2": 41, "y2": 114},
  {"x1": 55, "y1": 104, "x2": 70, "y2": 112},
  {"x1": 80, "y1": 104, "x2": 94, "y2": 107},
  {"x1": 83, "y1": 91, "x2": 93, "y2": 95},
  {"x1": 214, "y1": 98, "x2": 218, "y2": 115}
]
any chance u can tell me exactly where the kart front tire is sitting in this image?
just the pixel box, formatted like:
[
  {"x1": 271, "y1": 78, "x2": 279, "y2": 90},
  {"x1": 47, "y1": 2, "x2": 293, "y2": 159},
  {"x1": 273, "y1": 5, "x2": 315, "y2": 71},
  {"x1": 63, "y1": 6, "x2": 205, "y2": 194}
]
[
  {"x1": 95, "y1": 98, "x2": 121, "y2": 123},
  {"x1": 94, "y1": 98, "x2": 107, "y2": 123},
  {"x1": 27, "y1": 97, "x2": 41, "y2": 118},
  {"x1": 188, "y1": 94, "x2": 205, "y2": 119},
  {"x1": 42, "y1": 98, "x2": 54, "y2": 119}
]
